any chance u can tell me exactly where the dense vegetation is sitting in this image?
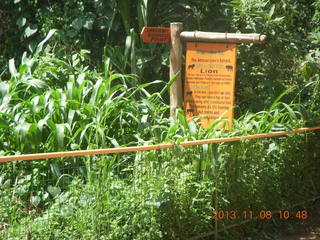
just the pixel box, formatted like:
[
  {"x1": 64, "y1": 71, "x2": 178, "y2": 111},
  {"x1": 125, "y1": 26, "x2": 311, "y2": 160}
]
[{"x1": 0, "y1": 0, "x2": 320, "y2": 239}]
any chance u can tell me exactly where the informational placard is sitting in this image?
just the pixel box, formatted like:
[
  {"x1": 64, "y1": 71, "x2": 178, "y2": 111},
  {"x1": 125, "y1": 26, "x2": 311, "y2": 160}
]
[
  {"x1": 184, "y1": 42, "x2": 237, "y2": 129},
  {"x1": 140, "y1": 27, "x2": 170, "y2": 43}
]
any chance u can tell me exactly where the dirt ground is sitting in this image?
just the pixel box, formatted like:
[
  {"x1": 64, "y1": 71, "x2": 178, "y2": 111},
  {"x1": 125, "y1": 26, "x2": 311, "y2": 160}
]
[{"x1": 277, "y1": 206, "x2": 320, "y2": 240}]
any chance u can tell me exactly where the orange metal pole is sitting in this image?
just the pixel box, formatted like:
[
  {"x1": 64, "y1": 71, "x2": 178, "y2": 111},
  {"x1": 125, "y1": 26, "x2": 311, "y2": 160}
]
[{"x1": 0, "y1": 126, "x2": 319, "y2": 163}]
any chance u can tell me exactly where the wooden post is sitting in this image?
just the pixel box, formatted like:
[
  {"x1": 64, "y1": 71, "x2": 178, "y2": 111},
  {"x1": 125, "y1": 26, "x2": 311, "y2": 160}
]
[{"x1": 169, "y1": 22, "x2": 183, "y2": 119}]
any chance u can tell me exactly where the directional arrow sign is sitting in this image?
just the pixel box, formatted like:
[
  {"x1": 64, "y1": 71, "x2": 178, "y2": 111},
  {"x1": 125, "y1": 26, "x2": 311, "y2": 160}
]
[{"x1": 140, "y1": 27, "x2": 170, "y2": 43}]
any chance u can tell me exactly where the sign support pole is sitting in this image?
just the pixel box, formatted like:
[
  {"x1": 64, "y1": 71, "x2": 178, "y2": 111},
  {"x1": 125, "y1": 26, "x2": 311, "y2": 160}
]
[{"x1": 169, "y1": 22, "x2": 183, "y2": 119}]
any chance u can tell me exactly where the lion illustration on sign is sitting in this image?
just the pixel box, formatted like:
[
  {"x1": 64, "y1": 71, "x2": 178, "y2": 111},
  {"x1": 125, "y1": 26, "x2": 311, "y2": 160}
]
[
  {"x1": 226, "y1": 65, "x2": 233, "y2": 71},
  {"x1": 188, "y1": 64, "x2": 195, "y2": 69}
]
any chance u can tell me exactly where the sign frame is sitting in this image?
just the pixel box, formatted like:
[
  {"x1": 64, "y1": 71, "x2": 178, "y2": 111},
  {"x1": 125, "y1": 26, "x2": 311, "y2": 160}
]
[{"x1": 184, "y1": 42, "x2": 237, "y2": 129}]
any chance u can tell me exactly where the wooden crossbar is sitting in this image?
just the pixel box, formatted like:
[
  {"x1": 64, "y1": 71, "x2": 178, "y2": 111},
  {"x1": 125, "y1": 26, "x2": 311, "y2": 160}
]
[
  {"x1": 180, "y1": 31, "x2": 267, "y2": 44},
  {"x1": 0, "y1": 126, "x2": 319, "y2": 163}
]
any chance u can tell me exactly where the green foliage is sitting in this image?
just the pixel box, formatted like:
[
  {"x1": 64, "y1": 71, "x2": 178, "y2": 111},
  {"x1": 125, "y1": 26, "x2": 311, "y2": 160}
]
[
  {"x1": 1, "y1": 120, "x2": 319, "y2": 239},
  {"x1": 229, "y1": 0, "x2": 318, "y2": 113},
  {"x1": 0, "y1": 0, "x2": 230, "y2": 86},
  {"x1": 0, "y1": 46, "x2": 170, "y2": 154},
  {"x1": 0, "y1": 41, "x2": 319, "y2": 238}
]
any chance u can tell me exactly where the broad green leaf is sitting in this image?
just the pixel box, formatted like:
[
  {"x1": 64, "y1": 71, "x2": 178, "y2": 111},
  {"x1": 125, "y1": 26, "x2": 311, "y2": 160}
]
[
  {"x1": 76, "y1": 73, "x2": 85, "y2": 86},
  {"x1": 267, "y1": 142, "x2": 278, "y2": 155},
  {"x1": 273, "y1": 16, "x2": 284, "y2": 22},
  {"x1": 71, "y1": 143, "x2": 79, "y2": 150},
  {"x1": 0, "y1": 82, "x2": 9, "y2": 97},
  {"x1": 72, "y1": 53, "x2": 80, "y2": 67},
  {"x1": 79, "y1": 123, "x2": 93, "y2": 145},
  {"x1": 89, "y1": 79, "x2": 103, "y2": 105},
  {"x1": 0, "y1": 119, "x2": 8, "y2": 129},
  {"x1": 159, "y1": 71, "x2": 179, "y2": 97},
  {"x1": 107, "y1": 137, "x2": 120, "y2": 147},
  {"x1": 124, "y1": 34, "x2": 132, "y2": 67},
  {"x1": 30, "y1": 196, "x2": 41, "y2": 207},
  {"x1": 28, "y1": 40, "x2": 38, "y2": 53},
  {"x1": 18, "y1": 64, "x2": 28, "y2": 77},
  {"x1": 189, "y1": 121, "x2": 197, "y2": 136},
  {"x1": 83, "y1": 19, "x2": 94, "y2": 30},
  {"x1": 168, "y1": 123, "x2": 178, "y2": 136},
  {"x1": 269, "y1": 86, "x2": 295, "y2": 111},
  {"x1": 35, "y1": 29, "x2": 56, "y2": 55},
  {"x1": 21, "y1": 52, "x2": 28, "y2": 66},
  {"x1": 47, "y1": 185, "x2": 61, "y2": 197},
  {"x1": 72, "y1": 18, "x2": 84, "y2": 31},
  {"x1": 96, "y1": 126, "x2": 106, "y2": 144},
  {"x1": 37, "y1": 119, "x2": 47, "y2": 132},
  {"x1": 15, "y1": 122, "x2": 31, "y2": 139},
  {"x1": 56, "y1": 124, "x2": 65, "y2": 149},
  {"x1": 269, "y1": 4, "x2": 275, "y2": 17},
  {"x1": 9, "y1": 58, "x2": 18, "y2": 78},
  {"x1": 68, "y1": 109, "x2": 76, "y2": 125},
  {"x1": 50, "y1": 163, "x2": 61, "y2": 179},
  {"x1": 177, "y1": 109, "x2": 188, "y2": 129},
  {"x1": 24, "y1": 24, "x2": 38, "y2": 38},
  {"x1": 281, "y1": 103, "x2": 297, "y2": 120},
  {"x1": 24, "y1": 78, "x2": 47, "y2": 89},
  {"x1": 16, "y1": 17, "x2": 26, "y2": 28},
  {"x1": 16, "y1": 185, "x2": 28, "y2": 196},
  {"x1": 141, "y1": 114, "x2": 148, "y2": 124}
]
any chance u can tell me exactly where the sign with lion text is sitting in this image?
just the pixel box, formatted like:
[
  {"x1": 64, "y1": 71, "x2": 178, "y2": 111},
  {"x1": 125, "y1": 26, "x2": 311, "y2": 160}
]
[{"x1": 184, "y1": 42, "x2": 237, "y2": 129}]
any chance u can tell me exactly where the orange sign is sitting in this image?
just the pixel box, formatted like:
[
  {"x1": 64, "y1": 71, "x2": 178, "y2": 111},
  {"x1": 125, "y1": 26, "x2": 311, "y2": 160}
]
[
  {"x1": 140, "y1": 27, "x2": 170, "y2": 43},
  {"x1": 184, "y1": 42, "x2": 237, "y2": 129}
]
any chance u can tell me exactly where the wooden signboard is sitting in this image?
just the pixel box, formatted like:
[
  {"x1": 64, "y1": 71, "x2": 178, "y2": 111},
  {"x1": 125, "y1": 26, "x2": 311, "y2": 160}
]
[
  {"x1": 184, "y1": 42, "x2": 237, "y2": 129},
  {"x1": 140, "y1": 27, "x2": 170, "y2": 43}
]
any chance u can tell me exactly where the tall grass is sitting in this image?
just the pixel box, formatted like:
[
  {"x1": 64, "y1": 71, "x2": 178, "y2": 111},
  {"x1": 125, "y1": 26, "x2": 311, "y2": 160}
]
[{"x1": 1, "y1": 129, "x2": 318, "y2": 239}]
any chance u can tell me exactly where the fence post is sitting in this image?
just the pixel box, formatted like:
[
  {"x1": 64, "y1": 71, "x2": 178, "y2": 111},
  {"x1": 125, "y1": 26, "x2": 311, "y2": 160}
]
[{"x1": 169, "y1": 22, "x2": 183, "y2": 119}]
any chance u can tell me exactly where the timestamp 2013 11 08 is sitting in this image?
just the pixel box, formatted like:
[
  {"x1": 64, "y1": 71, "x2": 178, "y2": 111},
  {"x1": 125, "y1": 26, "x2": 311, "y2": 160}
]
[{"x1": 211, "y1": 210, "x2": 308, "y2": 220}]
